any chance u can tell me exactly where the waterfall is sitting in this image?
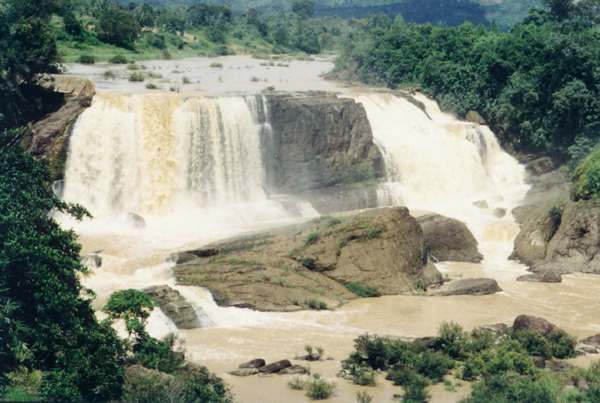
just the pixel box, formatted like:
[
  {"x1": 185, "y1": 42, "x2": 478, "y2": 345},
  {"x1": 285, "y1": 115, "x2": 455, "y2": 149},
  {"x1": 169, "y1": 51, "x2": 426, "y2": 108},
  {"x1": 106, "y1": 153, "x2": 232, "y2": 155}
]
[
  {"x1": 355, "y1": 92, "x2": 530, "y2": 272},
  {"x1": 63, "y1": 93, "x2": 271, "y2": 217}
]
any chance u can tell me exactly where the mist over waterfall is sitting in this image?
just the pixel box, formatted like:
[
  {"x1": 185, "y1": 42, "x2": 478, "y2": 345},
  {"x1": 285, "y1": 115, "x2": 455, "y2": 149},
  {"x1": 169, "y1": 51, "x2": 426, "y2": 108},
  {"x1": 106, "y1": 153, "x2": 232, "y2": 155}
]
[{"x1": 356, "y1": 93, "x2": 529, "y2": 272}]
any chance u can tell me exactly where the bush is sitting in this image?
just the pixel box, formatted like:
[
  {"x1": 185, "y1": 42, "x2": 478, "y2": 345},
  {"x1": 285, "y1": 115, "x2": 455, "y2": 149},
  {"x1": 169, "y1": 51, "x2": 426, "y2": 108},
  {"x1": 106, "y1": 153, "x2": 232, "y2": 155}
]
[
  {"x1": 305, "y1": 299, "x2": 327, "y2": 310},
  {"x1": 432, "y1": 322, "x2": 470, "y2": 360},
  {"x1": 573, "y1": 148, "x2": 600, "y2": 201},
  {"x1": 305, "y1": 232, "x2": 319, "y2": 246},
  {"x1": 351, "y1": 367, "x2": 376, "y2": 386},
  {"x1": 304, "y1": 374, "x2": 335, "y2": 400},
  {"x1": 97, "y1": 7, "x2": 140, "y2": 49},
  {"x1": 414, "y1": 350, "x2": 454, "y2": 382},
  {"x1": 145, "y1": 83, "x2": 159, "y2": 90},
  {"x1": 182, "y1": 77, "x2": 191, "y2": 84},
  {"x1": 129, "y1": 72, "x2": 145, "y2": 82},
  {"x1": 109, "y1": 54, "x2": 129, "y2": 64},
  {"x1": 513, "y1": 329, "x2": 576, "y2": 359},
  {"x1": 356, "y1": 390, "x2": 374, "y2": 403},
  {"x1": 466, "y1": 372, "x2": 560, "y2": 403},
  {"x1": 387, "y1": 368, "x2": 429, "y2": 402},
  {"x1": 345, "y1": 282, "x2": 381, "y2": 298},
  {"x1": 210, "y1": 62, "x2": 223, "y2": 68},
  {"x1": 288, "y1": 376, "x2": 306, "y2": 390},
  {"x1": 103, "y1": 70, "x2": 116, "y2": 80},
  {"x1": 145, "y1": 33, "x2": 166, "y2": 49},
  {"x1": 132, "y1": 334, "x2": 184, "y2": 374},
  {"x1": 78, "y1": 54, "x2": 96, "y2": 64}
]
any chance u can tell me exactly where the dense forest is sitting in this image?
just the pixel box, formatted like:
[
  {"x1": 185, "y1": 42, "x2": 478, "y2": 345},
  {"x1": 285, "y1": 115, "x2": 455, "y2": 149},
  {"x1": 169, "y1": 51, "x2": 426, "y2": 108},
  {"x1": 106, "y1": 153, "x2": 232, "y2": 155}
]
[{"x1": 334, "y1": 0, "x2": 600, "y2": 167}]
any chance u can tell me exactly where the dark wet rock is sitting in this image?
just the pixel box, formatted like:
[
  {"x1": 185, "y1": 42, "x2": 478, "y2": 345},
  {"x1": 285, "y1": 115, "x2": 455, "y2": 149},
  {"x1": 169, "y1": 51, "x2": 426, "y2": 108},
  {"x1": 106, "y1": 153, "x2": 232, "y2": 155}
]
[
  {"x1": 512, "y1": 315, "x2": 557, "y2": 335},
  {"x1": 429, "y1": 278, "x2": 501, "y2": 296},
  {"x1": 493, "y1": 208, "x2": 507, "y2": 218},
  {"x1": 259, "y1": 360, "x2": 292, "y2": 374},
  {"x1": 526, "y1": 157, "x2": 555, "y2": 176},
  {"x1": 517, "y1": 272, "x2": 562, "y2": 283},
  {"x1": 143, "y1": 285, "x2": 201, "y2": 329},
  {"x1": 279, "y1": 365, "x2": 309, "y2": 375},
  {"x1": 126, "y1": 213, "x2": 146, "y2": 229},
  {"x1": 264, "y1": 94, "x2": 384, "y2": 192},
  {"x1": 81, "y1": 253, "x2": 102, "y2": 269},
  {"x1": 417, "y1": 214, "x2": 483, "y2": 263},
  {"x1": 239, "y1": 359, "x2": 266, "y2": 369},
  {"x1": 229, "y1": 368, "x2": 259, "y2": 377}
]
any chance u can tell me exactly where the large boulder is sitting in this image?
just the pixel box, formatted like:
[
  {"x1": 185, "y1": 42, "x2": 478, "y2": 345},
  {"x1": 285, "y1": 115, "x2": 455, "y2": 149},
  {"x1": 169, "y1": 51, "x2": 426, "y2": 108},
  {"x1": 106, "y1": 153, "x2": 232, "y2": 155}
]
[
  {"x1": 417, "y1": 214, "x2": 482, "y2": 263},
  {"x1": 263, "y1": 94, "x2": 384, "y2": 192},
  {"x1": 259, "y1": 360, "x2": 292, "y2": 374},
  {"x1": 517, "y1": 272, "x2": 562, "y2": 283},
  {"x1": 143, "y1": 285, "x2": 201, "y2": 329},
  {"x1": 429, "y1": 278, "x2": 501, "y2": 296},
  {"x1": 174, "y1": 207, "x2": 442, "y2": 311},
  {"x1": 512, "y1": 315, "x2": 557, "y2": 335}
]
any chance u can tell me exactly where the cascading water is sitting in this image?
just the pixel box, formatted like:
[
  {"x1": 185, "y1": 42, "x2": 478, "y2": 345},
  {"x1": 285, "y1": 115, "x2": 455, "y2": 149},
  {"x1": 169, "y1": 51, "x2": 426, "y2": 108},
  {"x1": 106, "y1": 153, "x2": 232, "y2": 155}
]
[{"x1": 355, "y1": 92, "x2": 530, "y2": 277}]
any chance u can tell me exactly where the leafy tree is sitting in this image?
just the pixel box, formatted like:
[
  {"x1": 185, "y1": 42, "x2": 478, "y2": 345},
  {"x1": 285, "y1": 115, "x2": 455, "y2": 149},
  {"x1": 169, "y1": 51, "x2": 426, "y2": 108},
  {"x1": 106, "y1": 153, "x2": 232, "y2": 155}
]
[
  {"x1": 0, "y1": 129, "x2": 126, "y2": 401},
  {"x1": 292, "y1": 0, "x2": 315, "y2": 19},
  {"x1": 63, "y1": 10, "x2": 84, "y2": 37},
  {"x1": 97, "y1": 6, "x2": 140, "y2": 49}
]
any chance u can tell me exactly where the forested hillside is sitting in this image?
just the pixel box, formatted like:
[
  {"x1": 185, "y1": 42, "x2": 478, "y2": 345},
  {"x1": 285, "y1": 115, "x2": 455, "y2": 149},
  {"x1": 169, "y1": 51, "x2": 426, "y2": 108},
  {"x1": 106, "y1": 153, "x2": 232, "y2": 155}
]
[{"x1": 334, "y1": 0, "x2": 600, "y2": 165}]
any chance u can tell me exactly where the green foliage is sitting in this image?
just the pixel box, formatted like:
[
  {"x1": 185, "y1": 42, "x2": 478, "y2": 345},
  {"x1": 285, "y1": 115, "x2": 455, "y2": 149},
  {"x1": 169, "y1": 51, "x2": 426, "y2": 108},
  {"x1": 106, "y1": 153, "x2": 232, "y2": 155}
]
[
  {"x1": 0, "y1": 129, "x2": 125, "y2": 402},
  {"x1": 78, "y1": 54, "x2": 96, "y2": 64},
  {"x1": 513, "y1": 329, "x2": 576, "y2": 359},
  {"x1": 465, "y1": 372, "x2": 560, "y2": 403},
  {"x1": 129, "y1": 72, "x2": 145, "y2": 82},
  {"x1": 97, "y1": 6, "x2": 140, "y2": 49},
  {"x1": 304, "y1": 374, "x2": 335, "y2": 400},
  {"x1": 109, "y1": 54, "x2": 129, "y2": 64},
  {"x1": 573, "y1": 148, "x2": 600, "y2": 201},
  {"x1": 305, "y1": 231, "x2": 320, "y2": 246},
  {"x1": 356, "y1": 390, "x2": 374, "y2": 403},
  {"x1": 432, "y1": 322, "x2": 471, "y2": 360},
  {"x1": 288, "y1": 376, "x2": 306, "y2": 390},
  {"x1": 335, "y1": 0, "x2": 600, "y2": 161},
  {"x1": 104, "y1": 289, "x2": 155, "y2": 324},
  {"x1": 345, "y1": 282, "x2": 381, "y2": 298},
  {"x1": 305, "y1": 299, "x2": 328, "y2": 310}
]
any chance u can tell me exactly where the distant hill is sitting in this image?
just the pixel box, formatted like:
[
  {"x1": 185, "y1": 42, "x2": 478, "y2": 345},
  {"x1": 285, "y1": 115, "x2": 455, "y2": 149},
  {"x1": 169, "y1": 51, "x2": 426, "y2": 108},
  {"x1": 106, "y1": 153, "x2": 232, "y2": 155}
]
[{"x1": 120, "y1": 0, "x2": 542, "y2": 28}]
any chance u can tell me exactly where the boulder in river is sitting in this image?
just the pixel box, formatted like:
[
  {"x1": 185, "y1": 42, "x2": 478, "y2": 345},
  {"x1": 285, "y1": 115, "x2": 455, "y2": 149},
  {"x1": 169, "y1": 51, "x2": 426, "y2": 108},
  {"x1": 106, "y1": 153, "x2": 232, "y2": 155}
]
[
  {"x1": 259, "y1": 360, "x2": 292, "y2": 374},
  {"x1": 417, "y1": 214, "x2": 483, "y2": 263},
  {"x1": 517, "y1": 271, "x2": 562, "y2": 283},
  {"x1": 174, "y1": 207, "x2": 442, "y2": 311},
  {"x1": 280, "y1": 365, "x2": 309, "y2": 375},
  {"x1": 239, "y1": 359, "x2": 266, "y2": 369},
  {"x1": 143, "y1": 285, "x2": 201, "y2": 329},
  {"x1": 429, "y1": 278, "x2": 501, "y2": 296},
  {"x1": 512, "y1": 314, "x2": 557, "y2": 335},
  {"x1": 229, "y1": 368, "x2": 259, "y2": 377}
]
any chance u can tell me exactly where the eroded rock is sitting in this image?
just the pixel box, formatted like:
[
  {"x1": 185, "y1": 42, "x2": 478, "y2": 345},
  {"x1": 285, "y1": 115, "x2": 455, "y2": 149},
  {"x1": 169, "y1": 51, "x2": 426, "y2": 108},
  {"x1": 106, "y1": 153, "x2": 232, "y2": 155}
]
[
  {"x1": 417, "y1": 214, "x2": 483, "y2": 263},
  {"x1": 174, "y1": 207, "x2": 441, "y2": 311},
  {"x1": 517, "y1": 272, "x2": 562, "y2": 283},
  {"x1": 143, "y1": 285, "x2": 201, "y2": 329},
  {"x1": 259, "y1": 360, "x2": 292, "y2": 374},
  {"x1": 512, "y1": 314, "x2": 557, "y2": 335},
  {"x1": 429, "y1": 278, "x2": 501, "y2": 296},
  {"x1": 239, "y1": 359, "x2": 266, "y2": 369}
]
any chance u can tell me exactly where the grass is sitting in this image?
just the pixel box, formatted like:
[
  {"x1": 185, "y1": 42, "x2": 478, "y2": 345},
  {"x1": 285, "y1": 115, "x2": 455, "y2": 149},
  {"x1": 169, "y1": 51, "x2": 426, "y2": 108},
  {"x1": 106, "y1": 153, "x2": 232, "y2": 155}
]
[
  {"x1": 129, "y1": 72, "x2": 145, "y2": 82},
  {"x1": 288, "y1": 376, "x2": 306, "y2": 390},
  {"x1": 210, "y1": 62, "x2": 224, "y2": 68},
  {"x1": 305, "y1": 299, "x2": 327, "y2": 310},
  {"x1": 145, "y1": 83, "x2": 159, "y2": 90},
  {"x1": 344, "y1": 282, "x2": 381, "y2": 298},
  {"x1": 304, "y1": 232, "x2": 320, "y2": 247},
  {"x1": 304, "y1": 374, "x2": 335, "y2": 400}
]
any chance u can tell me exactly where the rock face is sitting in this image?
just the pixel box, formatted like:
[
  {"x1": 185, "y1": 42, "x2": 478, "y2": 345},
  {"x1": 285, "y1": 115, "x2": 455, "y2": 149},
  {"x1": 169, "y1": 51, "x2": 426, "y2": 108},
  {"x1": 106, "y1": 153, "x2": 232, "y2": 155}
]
[
  {"x1": 174, "y1": 207, "x2": 442, "y2": 311},
  {"x1": 143, "y1": 285, "x2": 201, "y2": 329},
  {"x1": 512, "y1": 314, "x2": 557, "y2": 335},
  {"x1": 23, "y1": 76, "x2": 95, "y2": 181},
  {"x1": 513, "y1": 199, "x2": 600, "y2": 274},
  {"x1": 264, "y1": 94, "x2": 384, "y2": 192},
  {"x1": 429, "y1": 278, "x2": 501, "y2": 296},
  {"x1": 517, "y1": 272, "x2": 562, "y2": 283},
  {"x1": 417, "y1": 214, "x2": 483, "y2": 263}
]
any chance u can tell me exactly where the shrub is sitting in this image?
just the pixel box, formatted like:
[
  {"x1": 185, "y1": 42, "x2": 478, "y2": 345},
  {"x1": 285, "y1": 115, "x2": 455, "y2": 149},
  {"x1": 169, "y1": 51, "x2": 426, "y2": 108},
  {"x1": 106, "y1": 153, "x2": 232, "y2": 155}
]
[
  {"x1": 103, "y1": 70, "x2": 116, "y2": 80},
  {"x1": 147, "y1": 72, "x2": 162, "y2": 79},
  {"x1": 356, "y1": 390, "x2": 374, "y2": 403},
  {"x1": 305, "y1": 232, "x2": 319, "y2": 246},
  {"x1": 478, "y1": 341, "x2": 536, "y2": 378},
  {"x1": 345, "y1": 282, "x2": 381, "y2": 298},
  {"x1": 127, "y1": 62, "x2": 140, "y2": 70},
  {"x1": 304, "y1": 345, "x2": 324, "y2": 361},
  {"x1": 466, "y1": 372, "x2": 560, "y2": 403},
  {"x1": 513, "y1": 329, "x2": 576, "y2": 359},
  {"x1": 414, "y1": 350, "x2": 454, "y2": 382},
  {"x1": 182, "y1": 77, "x2": 191, "y2": 84},
  {"x1": 573, "y1": 148, "x2": 600, "y2": 201},
  {"x1": 109, "y1": 54, "x2": 128, "y2": 64},
  {"x1": 78, "y1": 54, "x2": 95, "y2": 64},
  {"x1": 432, "y1": 322, "x2": 470, "y2": 360},
  {"x1": 210, "y1": 62, "x2": 223, "y2": 68},
  {"x1": 387, "y1": 368, "x2": 429, "y2": 402},
  {"x1": 146, "y1": 33, "x2": 166, "y2": 49},
  {"x1": 351, "y1": 367, "x2": 376, "y2": 386},
  {"x1": 132, "y1": 334, "x2": 184, "y2": 374},
  {"x1": 305, "y1": 299, "x2": 327, "y2": 310},
  {"x1": 304, "y1": 374, "x2": 335, "y2": 400},
  {"x1": 145, "y1": 83, "x2": 159, "y2": 90},
  {"x1": 129, "y1": 72, "x2": 145, "y2": 82},
  {"x1": 288, "y1": 376, "x2": 306, "y2": 390}
]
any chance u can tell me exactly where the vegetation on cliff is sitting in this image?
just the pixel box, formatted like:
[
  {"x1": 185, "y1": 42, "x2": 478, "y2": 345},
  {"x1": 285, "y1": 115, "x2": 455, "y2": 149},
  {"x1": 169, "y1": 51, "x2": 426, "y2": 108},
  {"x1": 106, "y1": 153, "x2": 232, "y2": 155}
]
[{"x1": 334, "y1": 0, "x2": 600, "y2": 163}]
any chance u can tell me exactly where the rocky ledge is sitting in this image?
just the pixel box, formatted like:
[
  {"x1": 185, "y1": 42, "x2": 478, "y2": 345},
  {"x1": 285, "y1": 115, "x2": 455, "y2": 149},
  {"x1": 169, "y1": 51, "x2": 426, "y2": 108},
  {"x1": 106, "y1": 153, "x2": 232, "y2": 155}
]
[
  {"x1": 263, "y1": 93, "x2": 384, "y2": 192},
  {"x1": 173, "y1": 207, "x2": 443, "y2": 312},
  {"x1": 417, "y1": 214, "x2": 483, "y2": 263}
]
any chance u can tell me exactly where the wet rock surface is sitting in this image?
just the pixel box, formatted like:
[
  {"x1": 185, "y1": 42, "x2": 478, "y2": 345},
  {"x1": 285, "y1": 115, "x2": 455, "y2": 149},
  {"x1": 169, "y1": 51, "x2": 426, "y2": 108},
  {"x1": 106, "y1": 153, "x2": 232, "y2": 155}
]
[
  {"x1": 417, "y1": 214, "x2": 483, "y2": 263},
  {"x1": 174, "y1": 207, "x2": 442, "y2": 311},
  {"x1": 429, "y1": 278, "x2": 501, "y2": 296},
  {"x1": 517, "y1": 271, "x2": 562, "y2": 283},
  {"x1": 143, "y1": 285, "x2": 201, "y2": 329},
  {"x1": 264, "y1": 94, "x2": 384, "y2": 192}
]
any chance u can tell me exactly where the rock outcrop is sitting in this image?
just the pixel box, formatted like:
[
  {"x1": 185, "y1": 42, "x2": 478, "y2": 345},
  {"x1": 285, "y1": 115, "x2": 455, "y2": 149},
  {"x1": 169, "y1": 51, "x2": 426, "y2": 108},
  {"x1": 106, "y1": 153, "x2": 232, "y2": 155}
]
[
  {"x1": 173, "y1": 207, "x2": 442, "y2": 311},
  {"x1": 264, "y1": 94, "x2": 384, "y2": 192},
  {"x1": 512, "y1": 314, "x2": 558, "y2": 335},
  {"x1": 23, "y1": 76, "x2": 95, "y2": 180},
  {"x1": 429, "y1": 278, "x2": 501, "y2": 296},
  {"x1": 143, "y1": 285, "x2": 201, "y2": 329},
  {"x1": 417, "y1": 214, "x2": 482, "y2": 263},
  {"x1": 517, "y1": 272, "x2": 562, "y2": 283}
]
